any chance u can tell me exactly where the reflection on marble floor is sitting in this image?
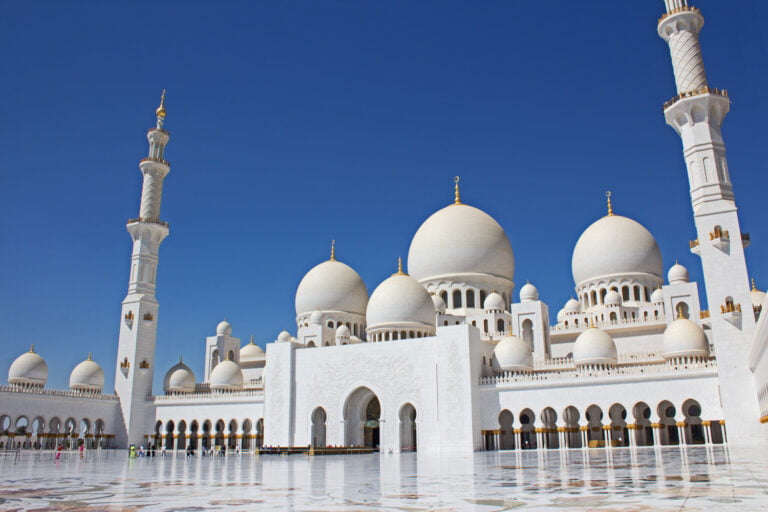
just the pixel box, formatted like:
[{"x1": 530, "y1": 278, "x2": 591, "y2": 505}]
[{"x1": 1, "y1": 445, "x2": 767, "y2": 511}]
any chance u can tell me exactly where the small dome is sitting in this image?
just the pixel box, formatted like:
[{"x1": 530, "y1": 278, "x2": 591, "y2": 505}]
[
  {"x1": 604, "y1": 290, "x2": 621, "y2": 306},
  {"x1": 572, "y1": 214, "x2": 662, "y2": 286},
  {"x1": 662, "y1": 317, "x2": 709, "y2": 359},
  {"x1": 336, "y1": 324, "x2": 351, "y2": 338},
  {"x1": 573, "y1": 328, "x2": 617, "y2": 366},
  {"x1": 240, "y1": 341, "x2": 266, "y2": 363},
  {"x1": 69, "y1": 355, "x2": 104, "y2": 392},
  {"x1": 484, "y1": 291, "x2": 505, "y2": 311},
  {"x1": 431, "y1": 293, "x2": 447, "y2": 314},
  {"x1": 492, "y1": 334, "x2": 533, "y2": 372},
  {"x1": 650, "y1": 288, "x2": 664, "y2": 303},
  {"x1": 367, "y1": 273, "x2": 436, "y2": 330},
  {"x1": 8, "y1": 347, "x2": 48, "y2": 387},
  {"x1": 565, "y1": 298, "x2": 580, "y2": 313},
  {"x1": 309, "y1": 310, "x2": 323, "y2": 325},
  {"x1": 519, "y1": 282, "x2": 539, "y2": 302},
  {"x1": 210, "y1": 359, "x2": 243, "y2": 390},
  {"x1": 164, "y1": 360, "x2": 196, "y2": 393},
  {"x1": 556, "y1": 308, "x2": 566, "y2": 323},
  {"x1": 216, "y1": 320, "x2": 232, "y2": 336},
  {"x1": 668, "y1": 263, "x2": 689, "y2": 284},
  {"x1": 408, "y1": 203, "x2": 514, "y2": 282},
  {"x1": 277, "y1": 330, "x2": 292, "y2": 342},
  {"x1": 295, "y1": 259, "x2": 368, "y2": 317}
]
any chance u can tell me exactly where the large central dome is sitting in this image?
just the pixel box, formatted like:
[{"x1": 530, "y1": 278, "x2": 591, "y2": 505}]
[
  {"x1": 572, "y1": 214, "x2": 662, "y2": 286},
  {"x1": 408, "y1": 204, "x2": 514, "y2": 281}
]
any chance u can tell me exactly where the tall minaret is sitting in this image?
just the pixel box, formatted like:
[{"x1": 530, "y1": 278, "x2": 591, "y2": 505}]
[
  {"x1": 658, "y1": 2, "x2": 761, "y2": 442},
  {"x1": 114, "y1": 91, "x2": 171, "y2": 446}
]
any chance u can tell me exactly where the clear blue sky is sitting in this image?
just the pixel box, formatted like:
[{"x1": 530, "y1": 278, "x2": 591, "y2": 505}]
[{"x1": 1, "y1": 1, "x2": 766, "y2": 392}]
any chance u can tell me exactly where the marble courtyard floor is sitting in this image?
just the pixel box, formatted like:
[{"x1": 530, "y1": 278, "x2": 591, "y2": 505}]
[{"x1": 1, "y1": 445, "x2": 767, "y2": 511}]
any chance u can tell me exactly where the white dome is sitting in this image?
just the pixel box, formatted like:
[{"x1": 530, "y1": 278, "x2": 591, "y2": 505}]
[
  {"x1": 662, "y1": 318, "x2": 709, "y2": 359},
  {"x1": 431, "y1": 293, "x2": 447, "y2": 314},
  {"x1": 565, "y1": 298, "x2": 580, "y2": 313},
  {"x1": 556, "y1": 308, "x2": 566, "y2": 323},
  {"x1": 309, "y1": 310, "x2": 323, "y2": 325},
  {"x1": 8, "y1": 347, "x2": 47, "y2": 386},
  {"x1": 240, "y1": 341, "x2": 266, "y2": 363},
  {"x1": 216, "y1": 320, "x2": 232, "y2": 336},
  {"x1": 210, "y1": 359, "x2": 243, "y2": 390},
  {"x1": 572, "y1": 214, "x2": 662, "y2": 286},
  {"x1": 650, "y1": 288, "x2": 664, "y2": 303},
  {"x1": 492, "y1": 334, "x2": 533, "y2": 372},
  {"x1": 336, "y1": 324, "x2": 351, "y2": 338},
  {"x1": 295, "y1": 259, "x2": 368, "y2": 316},
  {"x1": 69, "y1": 356, "x2": 104, "y2": 391},
  {"x1": 277, "y1": 330, "x2": 292, "y2": 342},
  {"x1": 519, "y1": 282, "x2": 539, "y2": 302},
  {"x1": 164, "y1": 360, "x2": 196, "y2": 393},
  {"x1": 483, "y1": 291, "x2": 505, "y2": 311},
  {"x1": 408, "y1": 204, "x2": 514, "y2": 282},
  {"x1": 573, "y1": 328, "x2": 617, "y2": 366},
  {"x1": 367, "y1": 273, "x2": 436, "y2": 329},
  {"x1": 604, "y1": 290, "x2": 621, "y2": 306},
  {"x1": 668, "y1": 263, "x2": 689, "y2": 284}
]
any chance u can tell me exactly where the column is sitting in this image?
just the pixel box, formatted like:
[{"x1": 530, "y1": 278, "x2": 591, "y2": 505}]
[{"x1": 702, "y1": 420, "x2": 711, "y2": 444}]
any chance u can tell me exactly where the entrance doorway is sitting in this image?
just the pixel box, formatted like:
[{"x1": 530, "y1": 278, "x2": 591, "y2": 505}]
[{"x1": 344, "y1": 387, "x2": 381, "y2": 449}]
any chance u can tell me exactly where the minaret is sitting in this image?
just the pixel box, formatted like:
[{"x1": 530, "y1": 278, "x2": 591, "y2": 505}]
[
  {"x1": 658, "y1": 2, "x2": 760, "y2": 442},
  {"x1": 114, "y1": 91, "x2": 171, "y2": 446}
]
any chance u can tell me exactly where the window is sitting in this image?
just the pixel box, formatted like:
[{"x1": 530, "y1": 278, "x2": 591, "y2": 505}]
[
  {"x1": 453, "y1": 290, "x2": 462, "y2": 308},
  {"x1": 522, "y1": 319, "x2": 534, "y2": 346},
  {"x1": 497, "y1": 319, "x2": 505, "y2": 332},
  {"x1": 466, "y1": 290, "x2": 475, "y2": 308},
  {"x1": 622, "y1": 286, "x2": 630, "y2": 301}
]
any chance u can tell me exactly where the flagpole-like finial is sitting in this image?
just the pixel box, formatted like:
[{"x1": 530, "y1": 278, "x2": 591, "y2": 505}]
[
  {"x1": 330, "y1": 240, "x2": 336, "y2": 261},
  {"x1": 393, "y1": 256, "x2": 407, "y2": 276},
  {"x1": 156, "y1": 89, "x2": 167, "y2": 128},
  {"x1": 752, "y1": 277, "x2": 757, "y2": 291},
  {"x1": 606, "y1": 191, "x2": 613, "y2": 216},
  {"x1": 29, "y1": 344, "x2": 35, "y2": 353},
  {"x1": 454, "y1": 176, "x2": 462, "y2": 205}
]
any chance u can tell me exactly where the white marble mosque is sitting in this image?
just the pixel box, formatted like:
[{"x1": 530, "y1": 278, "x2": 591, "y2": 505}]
[{"x1": 2, "y1": 0, "x2": 768, "y2": 458}]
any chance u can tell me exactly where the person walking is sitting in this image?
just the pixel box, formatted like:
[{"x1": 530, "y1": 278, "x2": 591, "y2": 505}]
[
  {"x1": 79, "y1": 443, "x2": 85, "y2": 459},
  {"x1": 55, "y1": 444, "x2": 63, "y2": 461}
]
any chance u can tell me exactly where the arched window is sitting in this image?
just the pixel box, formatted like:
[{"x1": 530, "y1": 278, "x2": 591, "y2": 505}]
[
  {"x1": 590, "y1": 290, "x2": 597, "y2": 306},
  {"x1": 479, "y1": 290, "x2": 487, "y2": 308},
  {"x1": 644, "y1": 287, "x2": 650, "y2": 302},
  {"x1": 600, "y1": 289, "x2": 607, "y2": 304},
  {"x1": 622, "y1": 286, "x2": 630, "y2": 301},
  {"x1": 443, "y1": 320, "x2": 448, "y2": 326},
  {"x1": 676, "y1": 302, "x2": 690, "y2": 319},
  {"x1": 522, "y1": 319, "x2": 534, "y2": 347},
  {"x1": 466, "y1": 290, "x2": 475, "y2": 308},
  {"x1": 385, "y1": 332, "x2": 390, "y2": 341},
  {"x1": 497, "y1": 319, "x2": 505, "y2": 333},
  {"x1": 634, "y1": 286, "x2": 641, "y2": 301},
  {"x1": 574, "y1": 318, "x2": 579, "y2": 326},
  {"x1": 440, "y1": 290, "x2": 448, "y2": 306},
  {"x1": 483, "y1": 319, "x2": 489, "y2": 333},
  {"x1": 227, "y1": 350, "x2": 234, "y2": 361},
  {"x1": 609, "y1": 312, "x2": 617, "y2": 321},
  {"x1": 453, "y1": 290, "x2": 462, "y2": 308},
  {"x1": 327, "y1": 321, "x2": 334, "y2": 328},
  {"x1": 393, "y1": 332, "x2": 399, "y2": 340}
]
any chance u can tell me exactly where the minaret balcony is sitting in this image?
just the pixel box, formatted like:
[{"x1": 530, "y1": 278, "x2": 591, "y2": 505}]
[
  {"x1": 657, "y1": 5, "x2": 700, "y2": 24},
  {"x1": 140, "y1": 157, "x2": 169, "y2": 166},
  {"x1": 709, "y1": 228, "x2": 729, "y2": 251},
  {"x1": 689, "y1": 238, "x2": 701, "y2": 255},
  {"x1": 741, "y1": 232, "x2": 751, "y2": 249},
  {"x1": 127, "y1": 217, "x2": 169, "y2": 228},
  {"x1": 720, "y1": 302, "x2": 742, "y2": 328},
  {"x1": 662, "y1": 86, "x2": 728, "y2": 111}
]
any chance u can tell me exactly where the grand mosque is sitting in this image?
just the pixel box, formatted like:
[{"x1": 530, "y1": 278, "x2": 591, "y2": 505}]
[{"x1": 2, "y1": 0, "x2": 768, "y2": 454}]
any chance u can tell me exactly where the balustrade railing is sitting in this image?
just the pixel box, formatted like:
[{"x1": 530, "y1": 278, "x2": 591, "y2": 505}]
[{"x1": 0, "y1": 385, "x2": 117, "y2": 400}]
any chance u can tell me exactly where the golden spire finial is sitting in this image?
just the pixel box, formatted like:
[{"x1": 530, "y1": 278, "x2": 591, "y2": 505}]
[
  {"x1": 454, "y1": 176, "x2": 462, "y2": 205},
  {"x1": 156, "y1": 89, "x2": 167, "y2": 117},
  {"x1": 676, "y1": 304, "x2": 685, "y2": 319},
  {"x1": 330, "y1": 240, "x2": 336, "y2": 261},
  {"x1": 179, "y1": 354, "x2": 184, "y2": 363},
  {"x1": 250, "y1": 335, "x2": 255, "y2": 345},
  {"x1": 606, "y1": 191, "x2": 613, "y2": 216},
  {"x1": 29, "y1": 344, "x2": 35, "y2": 353},
  {"x1": 87, "y1": 352, "x2": 92, "y2": 361},
  {"x1": 393, "y1": 257, "x2": 407, "y2": 276},
  {"x1": 589, "y1": 317, "x2": 596, "y2": 328},
  {"x1": 507, "y1": 325, "x2": 514, "y2": 337}
]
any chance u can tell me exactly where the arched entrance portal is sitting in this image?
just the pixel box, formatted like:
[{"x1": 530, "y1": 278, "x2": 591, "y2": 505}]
[
  {"x1": 311, "y1": 407, "x2": 327, "y2": 448},
  {"x1": 344, "y1": 387, "x2": 381, "y2": 449},
  {"x1": 399, "y1": 403, "x2": 416, "y2": 452}
]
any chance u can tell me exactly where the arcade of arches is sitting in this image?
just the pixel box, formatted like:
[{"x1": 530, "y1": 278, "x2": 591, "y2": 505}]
[
  {"x1": 482, "y1": 399, "x2": 724, "y2": 450},
  {"x1": 0, "y1": 414, "x2": 115, "y2": 450},
  {"x1": 150, "y1": 418, "x2": 264, "y2": 452}
]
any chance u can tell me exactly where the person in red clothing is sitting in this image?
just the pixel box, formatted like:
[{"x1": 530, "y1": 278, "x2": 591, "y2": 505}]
[{"x1": 55, "y1": 444, "x2": 63, "y2": 460}]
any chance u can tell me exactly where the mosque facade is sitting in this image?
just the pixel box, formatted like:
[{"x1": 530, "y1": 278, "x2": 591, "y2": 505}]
[{"x1": 3, "y1": 0, "x2": 768, "y2": 454}]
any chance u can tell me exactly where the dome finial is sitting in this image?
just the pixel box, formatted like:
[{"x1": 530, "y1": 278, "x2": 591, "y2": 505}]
[
  {"x1": 330, "y1": 239, "x2": 336, "y2": 261},
  {"x1": 605, "y1": 191, "x2": 613, "y2": 216},
  {"x1": 87, "y1": 352, "x2": 92, "y2": 361},
  {"x1": 393, "y1": 256, "x2": 407, "y2": 276},
  {"x1": 752, "y1": 277, "x2": 757, "y2": 291},
  {"x1": 155, "y1": 89, "x2": 167, "y2": 128},
  {"x1": 250, "y1": 335, "x2": 255, "y2": 345},
  {"x1": 676, "y1": 303, "x2": 684, "y2": 319},
  {"x1": 29, "y1": 344, "x2": 35, "y2": 353},
  {"x1": 179, "y1": 354, "x2": 184, "y2": 363},
  {"x1": 454, "y1": 176, "x2": 462, "y2": 205}
]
